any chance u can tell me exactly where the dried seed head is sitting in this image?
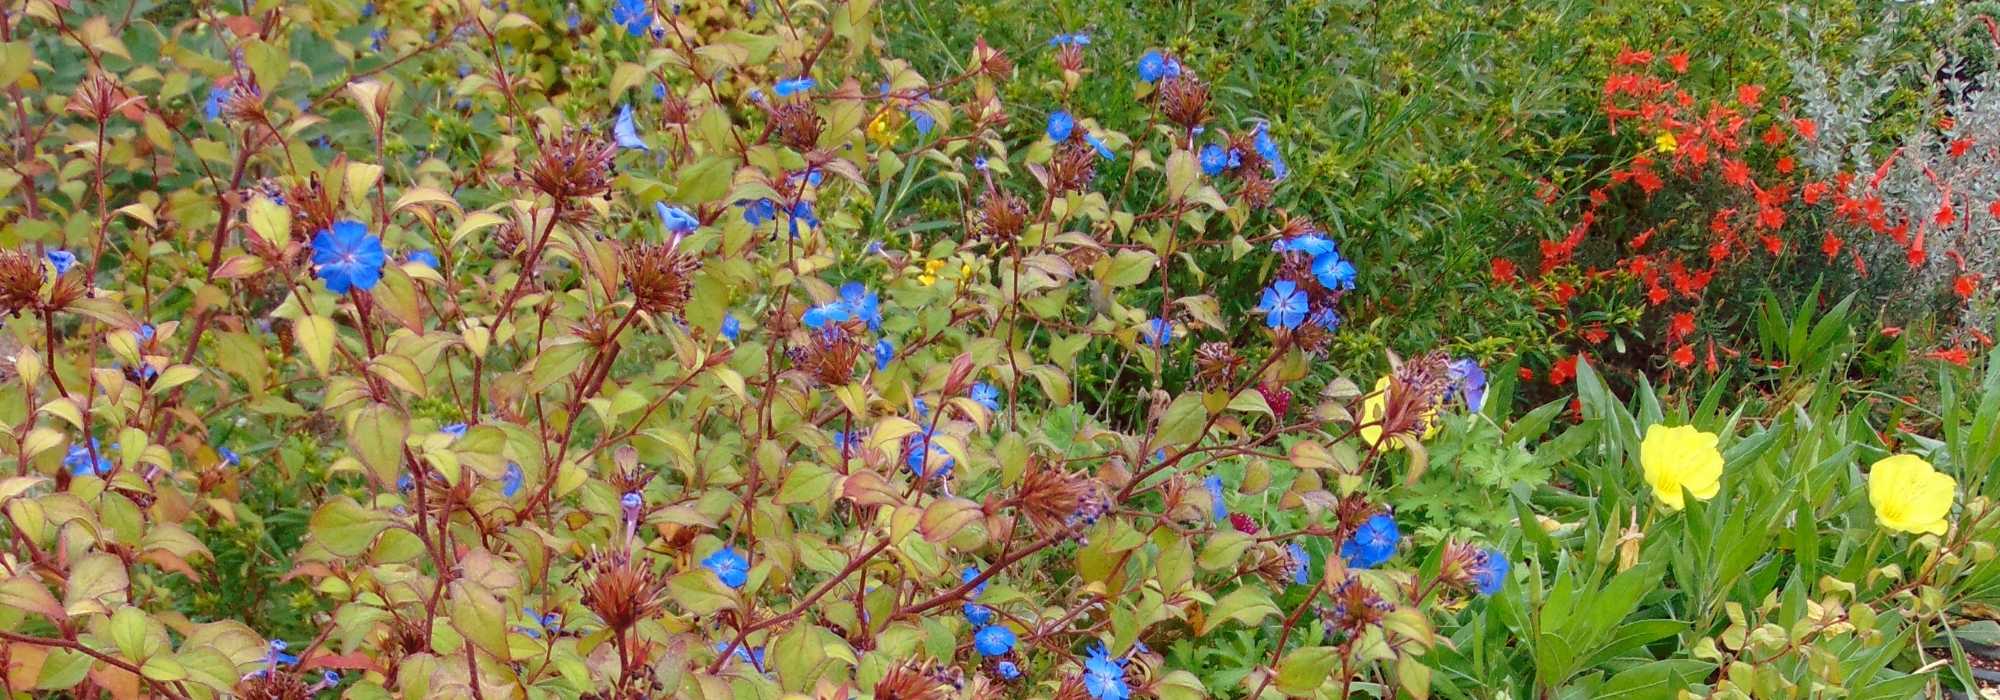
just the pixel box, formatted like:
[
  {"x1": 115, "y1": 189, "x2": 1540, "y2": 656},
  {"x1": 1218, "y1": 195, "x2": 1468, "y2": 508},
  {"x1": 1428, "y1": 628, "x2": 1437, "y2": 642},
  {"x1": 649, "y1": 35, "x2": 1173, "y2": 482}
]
[
  {"x1": 1194, "y1": 341, "x2": 1243, "y2": 388},
  {"x1": 975, "y1": 188, "x2": 1030, "y2": 243},
  {"x1": 874, "y1": 660, "x2": 951, "y2": 700},
  {"x1": 1055, "y1": 44, "x2": 1086, "y2": 73},
  {"x1": 659, "y1": 90, "x2": 692, "y2": 125},
  {"x1": 1376, "y1": 352, "x2": 1452, "y2": 443},
  {"x1": 771, "y1": 102, "x2": 825, "y2": 151},
  {"x1": 1017, "y1": 456, "x2": 1107, "y2": 534},
  {"x1": 1158, "y1": 74, "x2": 1210, "y2": 131},
  {"x1": 787, "y1": 324, "x2": 866, "y2": 386},
  {"x1": 1322, "y1": 576, "x2": 1393, "y2": 642},
  {"x1": 1238, "y1": 171, "x2": 1275, "y2": 209},
  {"x1": 68, "y1": 71, "x2": 139, "y2": 123},
  {"x1": 0, "y1": 251, "x2": 44, "y2": 316},
  {"x1": 972, "y1": 38, "x2": 1014, "y2": 79},
  {"x1": 233, "y1": 673, "x2": 314, "y2": 700},
  {"x1": 520, "y1": 128, "x2": 617, "y2": 202},
  {"x1": 580, "y1": 547, "x2": 666, "y2": 634},
  {"x1": 621, "y1": 241, "x2": 701, "y2": 314},
  {"x1": 285, "y1": 176, "x2": 342, "y2": 242},
  {"x1": 1046, "y1": 140, "x2": 1101, "y2": 195}
]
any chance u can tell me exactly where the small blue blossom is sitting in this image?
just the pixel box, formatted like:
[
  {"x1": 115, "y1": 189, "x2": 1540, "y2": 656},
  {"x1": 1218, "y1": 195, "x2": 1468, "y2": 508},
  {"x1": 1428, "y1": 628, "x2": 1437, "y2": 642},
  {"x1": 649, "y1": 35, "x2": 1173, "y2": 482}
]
[
  {"x1": 832, "y1": 430, "x2": 864, "y2": 456},
  {"x1": 440, "y1": 423, "x2": 468, "y2": 441},
  {"x1": 874, "y1": 338, "x2": 894, "y2": 370},
  {"x1": 621, "y1": 491, "x2": 644, "y2": 511},
  {"x1": 310, "y1": 220, "x2": 387, "y2": 294},
  {"x1": 787, "y1": 201, "x2": 818, "y2": 238},
  {"x1": 973, "y1": 626, "x2": 1016, "y2": 656},
  {"x1": 501, "y1": 462, "x2": 524, "y2": 498},
  {"x1": 265, "y1": 640, "x2": 299, "y2": 667},
  {"x1": 1306, "y1": 307, "x2": 1342, "y2": 332},
  {"x1": 1046, "y1": 111, "x2": 1074, "y2": 141},
  {"x1": 369, "y1": 30, "x2": 385, "y2": 51},
  {"x1": 970, "y1": 382, "x2": 1000, "y2": 412},
  {"x1": 702, "y1": 547, "x2": 749, "y2": 588},
  {"x1": 614, "y1": 104, "x2": 648, "y2": 151},
  {"x1": 1199, "y1": 144, "x2": 1239, "y2": 176},
  {"x1": 1048, "y1": 32, "x2": 1091, "y2": 47},
  {"x1": 1145, "y1": 318, "x2": 1173, "y2": 347},
  {"x1": 720, "y1": 313, "x2": 740, "y2": 342},
  {"x1": 1255, "y1": 280, "x2": 1307, "y2": 330},
  {"x1": 715, "y1": 642, "x2": 767, "y2": 672},
  {"x1": 905, "y1": 428, "x2": 952, "y2": 478},
  {"x1": 963, "y1": 565, "x2": 988, "y2": 596},
  {"x1": 1274, "y1": 234, "x2": 1336, "y2": 257},
  {"x1": 1288, "y1": 543, "x2": 1311, "y2": 585},
  {"x1": 772, "y1": 77, "x2": 816, "y2": 98},
  {"x1": 914, "y1": 398, "x2": 932, "y2": 420},
  {"x1": 1136, "y1": 50, "x2": 1182, "y2": 83},
  {"x1": 609, "y1": 0, "x2": 652, "y2": 36},
  {"x1": 1341, "y1": 513, "x2": 1400, "y2": 569},
  {"x1": 1203, "y1": 475, "x2": 1227, "y2": 519},
  {"x1": 1311, "y1": 252, "x2": 1357, "y2": 291},
  {"x1": 656, "y1": 201, "x2": 698, "y2": 235},
  {"x1": 218, "y1": 446, "x2": 241, "y2": 467},
  {"x1": 741, "y1": 198, "x2": 777, "y2": 226},
  {"x1": 1449, "y1": 358, "x2": 1488, "y2": 413},
  {"x1": 747, "y1": 88, "x2": 766, "y2": 103},
  {"x1": 963, "y1": 603, "x2": 994, "y2": 625},
  {"x1": 45, "y1": 249, "x2": 76, "y2": 276},
  {"x1": 973, "y1": 156, "x2": 989, "y2": 171},
  {"x1": 398, "y1": 473, "x2": 414, "y2": 491},
  {"x1": 653, "y1": 82, "x2": 668, "y2": 101},
  {"x1": 1254, "y1": 121, "x2": 1288, "y2": 180},
  {"x1": 909, "y1": 108, "x2": 935, "y2": 135},
  {"x1": 1084, "y1": 133, "x2": 1115, "y2": 160},
  {"x1": 1472, "y1": 548, "x2": 1509, "y2": 595},
  {"x1": 1082, "y1": 644, "x2": 1130, "y2": 700},
  {"x1": 996, "y1": 660, "x2": 1020, "y2": 680},
  {"x1": 407, "y1": 249, "x2": 439, "y2": 268},
  {"x1": 64, "y1": 439, "x2": 113, "y2": 477},
  {"x1": 839, "y1": 282, "x2": 881, "y2": 331},
  {"x1": 204, "y1": 86, "x2": 231, "y2": 121},
  {"x1": 319, "y1": 670, "x2": 340, "y2": 687},
  {"x1": 360, "y1": 2, "x2": 374, "y2": 17}
]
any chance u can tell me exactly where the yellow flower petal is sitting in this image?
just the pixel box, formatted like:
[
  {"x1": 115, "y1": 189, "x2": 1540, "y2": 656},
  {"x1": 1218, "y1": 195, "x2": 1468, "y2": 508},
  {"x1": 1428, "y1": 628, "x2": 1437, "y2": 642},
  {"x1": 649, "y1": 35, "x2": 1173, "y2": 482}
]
[
  {"x1": 1869, "y1": 454, "x2": 1956, "y2": 535},
  {"x1": 1639, "y1": 424, "x2": 1723, "y2": 511}
]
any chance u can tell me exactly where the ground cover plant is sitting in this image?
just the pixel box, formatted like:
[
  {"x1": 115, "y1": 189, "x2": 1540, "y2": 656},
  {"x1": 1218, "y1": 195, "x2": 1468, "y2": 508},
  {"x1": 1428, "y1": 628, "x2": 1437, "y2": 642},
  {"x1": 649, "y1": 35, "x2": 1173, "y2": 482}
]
[{"x1": 0, "y1": 0, "x2": 1997, "y2": 699}]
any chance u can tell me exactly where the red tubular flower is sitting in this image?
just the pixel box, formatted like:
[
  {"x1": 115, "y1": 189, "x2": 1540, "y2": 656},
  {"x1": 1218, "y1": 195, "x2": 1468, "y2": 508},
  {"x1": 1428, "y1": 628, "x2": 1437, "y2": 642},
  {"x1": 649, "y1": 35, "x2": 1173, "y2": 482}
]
[
  {"x1": 1490, "y1": 258, "x2": 1518, "y2": 284},
  {"x1": 1670, "y1": 344, "x2": 1694, "y2": 367}
]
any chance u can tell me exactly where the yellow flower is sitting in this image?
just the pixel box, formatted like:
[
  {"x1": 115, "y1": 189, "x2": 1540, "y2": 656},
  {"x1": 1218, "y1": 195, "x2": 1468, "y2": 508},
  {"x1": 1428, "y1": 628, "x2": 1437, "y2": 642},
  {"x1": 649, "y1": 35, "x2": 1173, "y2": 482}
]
[
  {"x1": 918, "y1": 259, "x2": 943, "y2": 286},
  {"x1": 1357, "y1": 376, "x2": 1437, "y2": 450},
  {"x1": 867, "y1": 111, "x2": 900, "y2": 147},
  {"x1": 1868, "y1": 454, "x2": 1955, "y2": 536},
  {"x1": 958, "y1": 262, "x2": 973, "y2": 279},
  {"x1": 1654, "y1": 131, "x2": 1678, "y2": 153},
  {"x1": 1639, "y1": 425, "x2": 1722, "y2": 510}
]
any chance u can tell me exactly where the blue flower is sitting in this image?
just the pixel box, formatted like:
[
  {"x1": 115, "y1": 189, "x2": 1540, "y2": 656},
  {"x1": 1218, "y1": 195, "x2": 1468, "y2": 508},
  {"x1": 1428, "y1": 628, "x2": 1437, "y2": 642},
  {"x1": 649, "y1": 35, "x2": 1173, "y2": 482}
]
[
  {"x1": 614, "y1": 104, "x2": 648, "y2": 151},
  {"x1": 501, "y1": 462, "x2": 524, "y2": 498},
  {"x1": 963, "y1": 603, "x2": 994, "y2": 625},
  {"x1": 962, "y1": 566, "x2": 985, "y2": 596},
  {"x1": 1254, "y1": 121, "x2": 1288, "y2": 180},
  {"x1": 996, "y1": 660, "x2": 1020, "y2": 680},
  {"x1": 398, "y1": 473, "x2": 414, "y2": 491},
  {"x1": 1311, "y1": 252, "x2": 1357, "y2": 291},
  {"x1": 1145, "y1": 318, "x2": 1173, "y2": 347},
  {"x1": 1082, "y1": 644, "x2": 1130, "y2": 700},
  {"x1": 1199, "y1": 144, "x2": 1239, "y2": 175},
  {"x1": 369, "y1": 30, "x2": 385, "y2": 51},
  {"x1": 440, "y1": 423, "x2": 468, "y2": 441},
  {"x1": 45, "y1": 249, "x2": 76, "y2": 276},
  {"x1": 1471, "y1": 548, "x2": 1509, "y2": 595},
  {"x1": 653, "y1": 82, "x2": 668, "y2": 101},
  {"x1": 973, "y1": 626, "x2": 1016, "y2": 656},
  {"x1": 914, "y1": 398, "x2": 931, "y2": 420},
  {"x1": 1449, "y1": 358, "x2": 1487, "y2": 413},
  {"x1": 970, "y1": 382, "x2": 1000, "y2": 412},
  {"x1": 839, "y1": 282, "x2": 881, "y2": 331},
  {"x1": 874, "y1": 338, "x2": 894, "y2": 370},
  {"x1": 204, "y1": 86, "x2": 231, "y2": 121},
  {"x1": 720, "y1": 313, "x2": 740, "y2": 342},
  {"x1": 1046, "y1": 111, "x2": 1074, "y2": 141},
  {"x1": 702, "y1": 546, "x2": 749, "y2": 588},
  {"x1": 1138, "y1": 50, "x2": 1169, "y2": 82},
  {"x1": 610, "y1": 0, "x2": 652, "y2": 36},
  {"x1": 360, "y1": 2, "x2": 374, "y2": 17},
  {"x1": 787, "y1": 201, "x2": 818, "y2": 238},
  {"x1": 1288, "y1": 543, "x2": 1311, "y2": 585},
  {"x1": 64, "y1": 439, "x2": 113, "y2": 477},
  {"x1": 905, "y1": 429, "x2": 952, "y2": 478},
  {"x1": 218, "y1": 446, "x2": 241, "y2": 467},
  {"x1": 832, "y1": 430, "x2": 864, "y2": 456},
  {"x1": 265, "y1": 640, "x2": 299, "y2": 667},
  {"x1": 1255, "y1": 280, "x2": 1307, "y2": 330},
  {"x1": 407, "y1": 249, "x2": 439, "y2": 268},
  {"x1": 310, "y1": 220, "x2": 387, "y2": 294},
  {"x1": 1341, "y1": 513, "x2": 1400, "y2": 569},
  {"x1": 909, "y1": 109, "x2": 935, "y2": 135},
  {"x1": 655, "y1": 201, "x2": 699, "y2": 236},
  {"x1": 1306, "y1": 307, "x2": 1341, "y2": 332},
  {"x1": 319, "y1": 670, "x2": 341, "y2": 687},
  {"x1": 621, "y1": 491, "x2": 644, "y2": 511},
  {"x1": 773, "y1": 77, "x2": 816, "y2": 98},
  {"x1": 1048, "y1": 32, "x2": 1091, "y2": 46},
  {"x1": 1203, "y1": 475, "x2": 1227, "y2": 519},
  {"x1": 1084, "y1": 133, "x2": 1115, "y2": 160},
  {"x1": 742, "y1": 198, "x2": 777, "y2": 226},
  {"x1": 1274, "y1": 234, "x2": 1335, "y2": 258}
]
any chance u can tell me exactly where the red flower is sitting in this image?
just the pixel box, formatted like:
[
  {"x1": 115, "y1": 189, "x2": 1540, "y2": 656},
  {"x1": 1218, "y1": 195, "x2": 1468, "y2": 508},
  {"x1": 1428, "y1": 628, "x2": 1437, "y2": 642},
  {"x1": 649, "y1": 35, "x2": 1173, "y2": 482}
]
[
  {"x1": 1990, "y1": 200, "x2": 2000, "y2": 220},
  {"x1": 1631, "y1": 227, "x2": 1656, "y2": 250},
  {"x1": 1518, "y1": 367, "x2": 1536, "y2": 382},
  {"x1": 1881, "y1": 326, "x2": 1903, "y2": 338},
  {"x1": 1490, "y1": 257, "x2": 1518, "y2": 284},
  {"x1": 1647, "y1": 285, "x2": 1669, "y2": 306},
  {"x1": 1554, "y1": 282, "x2": 1577, "y2": 305},
  {"x1": 1951, "y1": 138, "x2": 1973, "y2": 158},
  {"x1": 1549, "y1": 356, "x2": 1578, "y2": 385},
  {"x1": 1582, "y1": 325, "x2": 1609, "y2": 345},
  {"x1": 1926, "y1": 346, "x2": 1971, "y2": 367},
  {"x1": 1737, "y1": 84, "x2": 1764, "y2": 107},
  {"x1": 1955, "y1": 273, "x2": 1979, "y2": 299},
  {"x1": 1802, "y1": 182, "x2": 1827, "y2": 204},
  {"x1": 1615, "y1": 47, "x2": 1654, "y2": 66},
  {"x1": 1820, "y1": 231, "x2": 1842, "y2": 260},
  {"x1": 1759, "y1": 233, "x2": 1783, "y2": 256},
  {"x1": 1667, "y1": 52, "x2": 1689, "y2": 73},
  {"x1": 1792, "y1": 118, "x2": 1818, "y2": 141},
  {"x1": 1721, "y1": 159, "x2": 1751, "y2": 187},
  {"x1": 1670, "y1": 344, "x2": 1695, "y2": 367},
  {"x1": 1668, "y1": 312, "x2": 1696, "y2": 341}
]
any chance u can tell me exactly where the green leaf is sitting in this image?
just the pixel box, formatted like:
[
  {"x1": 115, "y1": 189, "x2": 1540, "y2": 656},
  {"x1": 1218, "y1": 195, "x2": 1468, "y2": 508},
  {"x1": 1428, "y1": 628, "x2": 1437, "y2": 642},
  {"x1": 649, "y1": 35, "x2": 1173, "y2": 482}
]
[
  {"x1": 36, "y1": 648, "x2": 92, "y2": 690},
  {"x1": 309, "y1": 497, "x2": 391, "y2": 557},
  {"x1": 1196, "y1": 532, "x2": 1254, "y2": 571},
  {"x1": 1595, "y1": 659, "x2": 1711, "y2": 699},
  {"x1": 1199, "y1": 586, "x2": 1277, "y2": 636},
  {"x1": 775, "y1": 463, "x2": 837, "y2": 506},
  {"x1": 1275, "y1": 646, "x2": 1339, "y2": 695},
  {"x1": 1155, "y1": 393, "x2": 1208, "y2": 449},
  {"x1": 0, "y1": 41, "x2": 30, "y2": 88},
  {"x1": 675, "y1": 155, "x2": 736, "y2": 205},
  {"x1": 297, "y1": 314, "x2": 335, "y2": 376},
  {"x1": 348, "y1": 403, "x2": 408, "y2": 485}
]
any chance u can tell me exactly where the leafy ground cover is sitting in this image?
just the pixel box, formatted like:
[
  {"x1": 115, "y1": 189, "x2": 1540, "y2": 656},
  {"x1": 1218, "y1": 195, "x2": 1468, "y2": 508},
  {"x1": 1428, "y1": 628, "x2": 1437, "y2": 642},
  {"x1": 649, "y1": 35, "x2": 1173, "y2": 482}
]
[{"x1": 0, "y1": 0, "x2": 1995, "y2": 699}]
